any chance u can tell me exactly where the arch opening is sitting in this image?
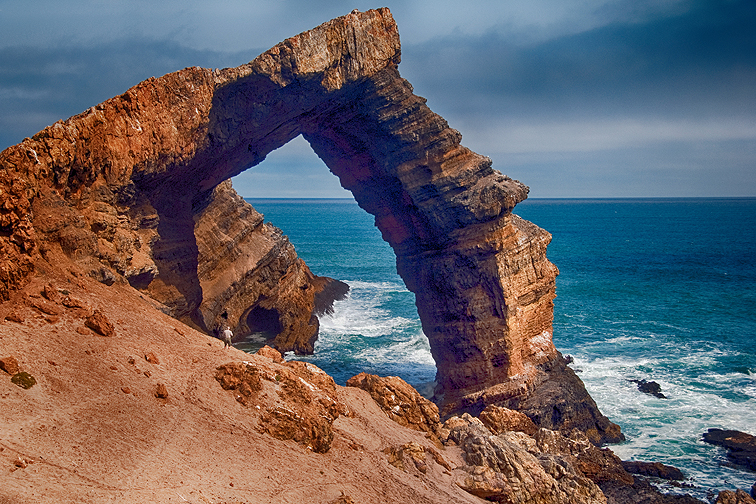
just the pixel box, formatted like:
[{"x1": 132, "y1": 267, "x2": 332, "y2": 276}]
[
  {"x1": 231, "y1": 136, "x2": 437, "y2": 389},
  {"x1": 246, "y1": 305, "x2": 282, "y2": 339}
]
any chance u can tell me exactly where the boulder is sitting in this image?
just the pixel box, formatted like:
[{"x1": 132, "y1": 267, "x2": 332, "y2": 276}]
[
  {"x1": 255, "y1": 345, "x2": 284, "y2": 363},
  {"x1": 12, "y1": 371, "x2": 37, "y2": 389},
  {"x1": 0, "y1": 355, "x2": 20, "y2": 375},
  {"x1": 479, "y1": 404, "x2": 538, "y2": 436},
  {"x1": 154, "y1": 383, "x2": 169, "y2": 399},
  {"x1": 85, "y1": 309, "x2": 115, "y2": 337}
]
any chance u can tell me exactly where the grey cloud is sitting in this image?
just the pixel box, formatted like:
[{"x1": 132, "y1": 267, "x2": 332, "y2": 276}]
[
  {"x1": 400, "y1": 0, "x2": 756, "y2": 122},
  {"x1": 0, "y1": 40, "x2": 261, "y2": 148}
]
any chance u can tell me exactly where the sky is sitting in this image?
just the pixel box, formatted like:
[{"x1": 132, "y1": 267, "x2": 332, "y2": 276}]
[{"x1": 1, "y1": 0, "x2": 754, "y2": 198}]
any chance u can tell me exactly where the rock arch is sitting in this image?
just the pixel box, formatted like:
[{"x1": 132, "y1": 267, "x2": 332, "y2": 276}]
[{"x1": 0, "y1": 8, "x2": 621, "y2": 440}]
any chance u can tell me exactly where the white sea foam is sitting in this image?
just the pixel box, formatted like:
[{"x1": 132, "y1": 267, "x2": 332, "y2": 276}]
[
  {"x1": 570, "y1": 351, "x2": 756, "y2": 495},
  {"x1": 355, "y1": 330, "x2": 435, "y2": 367},
  {"x1": 318, "y1": 280, "x2": 414, "y2": 338}
]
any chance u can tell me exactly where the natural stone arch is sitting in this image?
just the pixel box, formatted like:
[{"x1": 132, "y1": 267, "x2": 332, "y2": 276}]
[{"x1": 0, "y1": 9, "x2": 621, "y2": 441}]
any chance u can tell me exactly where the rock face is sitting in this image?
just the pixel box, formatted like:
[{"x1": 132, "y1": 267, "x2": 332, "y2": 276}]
[
  {"x1": 215, "y1": 358, "x2": 349, "y2": 453},
  {"x1": 442, "y1": 414, "x2": 608, "y2": 504},
  {"x1": 0, "y1": 8, "x2": 618, "y2": 440}
]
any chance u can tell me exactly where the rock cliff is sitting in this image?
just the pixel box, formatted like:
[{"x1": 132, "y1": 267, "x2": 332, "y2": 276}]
[{"x1": 0, "y1": 8, "x2": 619, "y2": 441}]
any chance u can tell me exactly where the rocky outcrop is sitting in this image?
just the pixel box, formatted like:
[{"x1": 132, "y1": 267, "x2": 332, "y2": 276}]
[
  {"x1": 0, "y1": 8, "x2": 619, "y2": 440},
  {"x1": 346, "y1": 372, "x2": 441, "y2": 434},
  {"x1": 442, "y1": 414, "x2": 607, "y2": 504},
  {"x1": 715, "y1": 490, "x2": 756, "y2": 504},
  {"x1": 703, "y1": 429, "x2": 756, "y2": 471},
  {"x1": 479, "y1": 404, "x2": 538, "y2": 436},
  {"x1": 630, "y1": 379, "x2": 667, "y2": 398},
  {"x1": 215, "y1": 357, "x2": 350, "y2": 453}
]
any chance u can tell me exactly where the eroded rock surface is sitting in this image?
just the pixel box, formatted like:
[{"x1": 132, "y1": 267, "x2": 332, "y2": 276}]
[
  {"x1": 194, "y1": 180, "x2": 347, "y2": 353},
  {"x1": 215, "y1": 358, "x2": 350, "y2": 453},
  {"x1": 346, "y1": 372, "x2": 440, "y2": 434},
  {"x1": 442, "y1": 414, "x2": 607, "y2": 504},
  {"x1": 0, "y1": 8, "x2": 618, "y2": 440}
]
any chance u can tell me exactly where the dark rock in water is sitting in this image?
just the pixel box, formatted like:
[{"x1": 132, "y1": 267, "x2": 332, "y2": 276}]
[
  {"x1": 752, "y1": 481, "x2": 755, "y2": 499},
  {"x1": 702, "y1": 428, "x2": 756, "y2": 471},
  {"x1": 313, "y1": 277, "x2": 350, "y2": 316},
  {"x1": 631, "y1": 379, "x2": 667, "y2": 398},
  {"x1": 478, "y1": 404, "x2": 538, "y2": 436},
  {"x1": 622, "y1": 460, "x2": 685, "y2": 480}
]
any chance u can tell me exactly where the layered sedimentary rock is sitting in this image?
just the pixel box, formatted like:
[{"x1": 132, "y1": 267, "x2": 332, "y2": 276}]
[
  {"x1": 193, "y1": 180, "x2": 347, "y2": 353},
  {"x1": 0, "y1": 8, "x2": 620, "y2": 441}
]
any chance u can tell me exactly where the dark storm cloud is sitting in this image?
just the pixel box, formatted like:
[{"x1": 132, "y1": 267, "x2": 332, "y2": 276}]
[
  {"x1": 401, "y1": 0, "x2": 756, "y2": 121},
  {"x1": 0, "y1": 40, "x2": 261, "y2": 148}
]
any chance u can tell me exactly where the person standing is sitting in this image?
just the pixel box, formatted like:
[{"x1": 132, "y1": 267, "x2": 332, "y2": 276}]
[{"x1": 222, "y1": 327, "x2": 233, "y2": 349}]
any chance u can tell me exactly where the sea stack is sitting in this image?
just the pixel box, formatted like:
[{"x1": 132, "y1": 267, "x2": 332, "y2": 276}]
[{"x1": 0, "y1": 8, "x2": 620, "y2": 443}]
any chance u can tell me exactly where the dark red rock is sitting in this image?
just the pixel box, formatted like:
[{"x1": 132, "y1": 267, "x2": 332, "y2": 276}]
[
  {"x1": 28, "y1": 296, "x2": 62, "y2": 316},
  {"x1": 154, "y1": 383, "x2": 169, "y2": 399},
  {"x1": 4, "y1": 310, "x2": 24, "y2": 323},
  {"x1": 85, "y1": 310, "x2": 115, "y2": 337},
  {"x1": 0, "y1": 356, "x2": 20, "y2": 375},
  {"x1": 42, "y1": 283, "x2": 60, "y2": 302}
]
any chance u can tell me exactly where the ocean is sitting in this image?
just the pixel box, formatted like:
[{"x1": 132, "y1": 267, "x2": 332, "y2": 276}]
[{"x1": 245, "y1": 197, "x2": 756, "y2": 498}]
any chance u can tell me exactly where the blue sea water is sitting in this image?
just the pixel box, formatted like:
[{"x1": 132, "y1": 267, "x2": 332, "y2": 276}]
[{"x1": 246, "y1": 197, "x2": 756, "y2": 498}]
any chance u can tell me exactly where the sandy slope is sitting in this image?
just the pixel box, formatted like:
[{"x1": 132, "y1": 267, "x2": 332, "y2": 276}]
[{"x1": 0, "y1": 265, "x2": 481, "y2": 504}]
